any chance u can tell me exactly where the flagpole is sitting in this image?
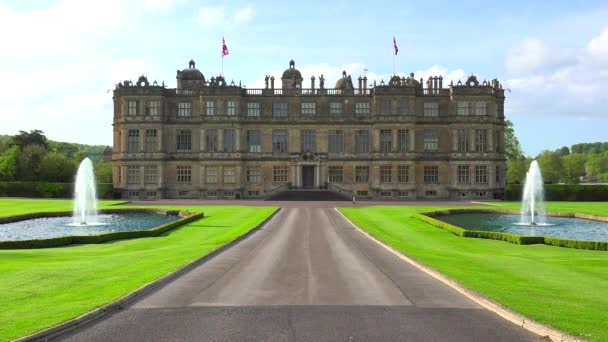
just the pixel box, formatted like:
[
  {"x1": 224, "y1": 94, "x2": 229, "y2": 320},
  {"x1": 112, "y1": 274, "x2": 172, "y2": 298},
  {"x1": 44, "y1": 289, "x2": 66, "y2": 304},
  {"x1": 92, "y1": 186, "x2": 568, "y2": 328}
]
[{"x1": 221, "y1": 35, "x2": 224, "y2": 77}]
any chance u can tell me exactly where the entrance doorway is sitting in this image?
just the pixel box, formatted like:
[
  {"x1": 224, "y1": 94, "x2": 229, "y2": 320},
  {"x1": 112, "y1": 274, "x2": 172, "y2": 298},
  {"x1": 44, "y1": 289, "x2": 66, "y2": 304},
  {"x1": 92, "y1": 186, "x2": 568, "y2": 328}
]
[{"x1": 302, "y1": 166, "x2": 315, "y2": 189}]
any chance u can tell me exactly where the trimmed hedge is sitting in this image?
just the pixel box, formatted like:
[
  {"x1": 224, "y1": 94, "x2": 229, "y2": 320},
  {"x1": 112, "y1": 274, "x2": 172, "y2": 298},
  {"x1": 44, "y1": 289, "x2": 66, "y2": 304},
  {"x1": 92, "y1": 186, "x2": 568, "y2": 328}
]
[
  {"x1": 0, "y1": 182, "x2": 113, "y2": 199},
  {"x1": 415, "y1": 211, "x2": 606, "y2": 251},
  {"x1": 0, "y1": 211, "x2": 204, "y2": 249},
  {"x1": 506, "y1": 184, "x2": 608, "y2": 201}
]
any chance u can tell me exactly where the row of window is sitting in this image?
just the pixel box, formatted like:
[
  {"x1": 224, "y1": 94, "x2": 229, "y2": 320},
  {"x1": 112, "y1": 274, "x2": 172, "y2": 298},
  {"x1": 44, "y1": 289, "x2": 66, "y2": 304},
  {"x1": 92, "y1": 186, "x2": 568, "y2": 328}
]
[
  {"x1": 457, "y1": 165, "x2": 502, "y2": 184},
  {"x1": 125, "y1": 100, "x2": 495, "y2": 118},
  {"x1": 125, "y1": 128, "x2": 501, "y2": 153}
]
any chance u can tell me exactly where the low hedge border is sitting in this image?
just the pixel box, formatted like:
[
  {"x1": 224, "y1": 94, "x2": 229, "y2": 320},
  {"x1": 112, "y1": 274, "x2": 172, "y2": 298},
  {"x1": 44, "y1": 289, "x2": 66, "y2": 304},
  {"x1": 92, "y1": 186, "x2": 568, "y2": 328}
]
[
  {"x1": 0, "y1": 209, "x2": 204, "y2": 249},
  {"x1": 415, "y1": 210, "x2": 608, "y2": 251}
]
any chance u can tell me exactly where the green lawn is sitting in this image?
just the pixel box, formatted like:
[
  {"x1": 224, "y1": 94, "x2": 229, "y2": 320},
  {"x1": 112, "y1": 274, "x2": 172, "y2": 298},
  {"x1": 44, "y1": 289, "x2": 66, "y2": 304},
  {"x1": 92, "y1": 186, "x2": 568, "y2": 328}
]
[
  {"x1": 339, "y1": 203, "x2": 608, "y2": 342},
  {"x1": 0, "y1": 199, "x2": 276, "y2": 342},
  {"x1": 0, "y1": 198, "x2": 126, "y2": 217}
]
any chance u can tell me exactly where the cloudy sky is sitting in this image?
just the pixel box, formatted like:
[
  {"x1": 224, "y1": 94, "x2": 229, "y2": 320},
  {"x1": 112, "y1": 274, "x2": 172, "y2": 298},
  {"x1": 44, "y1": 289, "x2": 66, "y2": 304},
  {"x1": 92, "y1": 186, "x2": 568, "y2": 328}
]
[{"x1": 0, "y1": 0, "x2": 606, "y2": 156}]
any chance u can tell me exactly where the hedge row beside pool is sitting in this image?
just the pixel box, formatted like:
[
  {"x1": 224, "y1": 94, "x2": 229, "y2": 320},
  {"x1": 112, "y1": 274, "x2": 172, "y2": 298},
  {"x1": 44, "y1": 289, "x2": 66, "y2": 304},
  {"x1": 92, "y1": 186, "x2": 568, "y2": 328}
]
[
  {"x1": 0, "y1": 210, "x2": 204, "y2": 249},
  {"x1": 415, "y1": 212, "x2": 608, "y2": 251}
]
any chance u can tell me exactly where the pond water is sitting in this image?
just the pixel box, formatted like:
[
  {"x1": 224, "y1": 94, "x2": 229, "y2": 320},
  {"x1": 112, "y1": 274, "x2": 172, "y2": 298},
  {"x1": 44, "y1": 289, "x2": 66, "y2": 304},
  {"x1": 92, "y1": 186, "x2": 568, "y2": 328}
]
[{"x1": 436, "y1": 213, "x2": 608, "y2": 241}]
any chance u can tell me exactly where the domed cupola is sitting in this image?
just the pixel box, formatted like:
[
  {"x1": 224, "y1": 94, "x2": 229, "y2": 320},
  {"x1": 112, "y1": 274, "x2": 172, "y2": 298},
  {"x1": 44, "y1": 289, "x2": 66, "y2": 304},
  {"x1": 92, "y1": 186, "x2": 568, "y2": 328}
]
[
  {"x1": 335, "y1": 70, "x2": 354, "y2": 89},
  {"x1": 177, "y1": 59, "x2": 205, "y2": 81},
  {"x1": 281, "y1": 60, "x2": 303, "y2": 89}
]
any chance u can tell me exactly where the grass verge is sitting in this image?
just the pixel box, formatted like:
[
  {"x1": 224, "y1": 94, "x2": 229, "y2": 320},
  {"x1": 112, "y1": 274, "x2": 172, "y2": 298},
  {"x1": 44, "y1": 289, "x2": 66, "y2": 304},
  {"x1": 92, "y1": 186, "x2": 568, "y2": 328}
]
[
  {"x1": 339, "y1": 203, "x2": 608, "y2": 342},
  {"x1": 0, "y1": 199, "x2": 276, "y2": 342}
]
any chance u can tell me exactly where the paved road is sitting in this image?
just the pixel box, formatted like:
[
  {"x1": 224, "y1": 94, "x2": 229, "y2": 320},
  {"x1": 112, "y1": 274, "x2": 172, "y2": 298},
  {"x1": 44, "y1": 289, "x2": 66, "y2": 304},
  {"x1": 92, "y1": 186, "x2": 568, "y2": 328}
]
[{"x1": 58, "y1": 208, "x2": 538, "y2": 341}]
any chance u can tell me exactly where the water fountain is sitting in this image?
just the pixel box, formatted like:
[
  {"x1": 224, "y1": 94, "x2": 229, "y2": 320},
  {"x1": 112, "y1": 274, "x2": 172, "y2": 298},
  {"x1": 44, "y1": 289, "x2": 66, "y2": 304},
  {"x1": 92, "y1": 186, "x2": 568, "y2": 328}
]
[
  {"x1": 72, "y1": 158, "x2": 100, "y2": 225},
  {"x1": 518, "y1": 160, "x2": 553, "y2": 226}
]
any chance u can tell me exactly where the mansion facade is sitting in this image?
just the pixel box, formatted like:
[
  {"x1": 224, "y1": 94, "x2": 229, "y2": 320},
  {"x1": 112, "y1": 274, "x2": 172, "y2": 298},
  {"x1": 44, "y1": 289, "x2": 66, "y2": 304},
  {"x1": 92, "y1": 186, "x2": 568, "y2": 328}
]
[{"x1": 112, "y1": 59, "x2": 506, "y2": 200}]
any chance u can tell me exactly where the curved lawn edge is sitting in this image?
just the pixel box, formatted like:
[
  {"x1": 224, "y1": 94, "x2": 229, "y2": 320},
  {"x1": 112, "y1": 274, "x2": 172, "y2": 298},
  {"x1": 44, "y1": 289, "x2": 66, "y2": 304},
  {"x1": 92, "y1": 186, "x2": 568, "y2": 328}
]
[
  {"x1": 13, "y1": 207, "x2": 281, "y2": 342},
  {"x1": 0, "y1": 209, "x2": 204, "y2": 249},
  {"x1": 417, "y1": 209, "x2": 608, "y2": 251}
]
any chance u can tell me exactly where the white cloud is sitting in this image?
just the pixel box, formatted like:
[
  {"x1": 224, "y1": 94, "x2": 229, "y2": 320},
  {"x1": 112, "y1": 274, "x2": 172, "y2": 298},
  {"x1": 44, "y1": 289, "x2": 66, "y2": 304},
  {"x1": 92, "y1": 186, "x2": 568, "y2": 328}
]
[
  {"x1": 198, "y1": 5, "x2": 253, "y2": 28},
  {"x1": 505, "y1": 27, "x2": 608, "y2": 119}
]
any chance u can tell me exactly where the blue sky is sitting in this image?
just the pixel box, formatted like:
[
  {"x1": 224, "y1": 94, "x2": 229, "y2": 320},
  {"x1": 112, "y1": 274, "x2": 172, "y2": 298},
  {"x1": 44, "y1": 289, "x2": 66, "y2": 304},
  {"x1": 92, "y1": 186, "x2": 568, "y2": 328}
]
[{"x1": 0, "y1": 0, "x2": 607, "y2": 156}]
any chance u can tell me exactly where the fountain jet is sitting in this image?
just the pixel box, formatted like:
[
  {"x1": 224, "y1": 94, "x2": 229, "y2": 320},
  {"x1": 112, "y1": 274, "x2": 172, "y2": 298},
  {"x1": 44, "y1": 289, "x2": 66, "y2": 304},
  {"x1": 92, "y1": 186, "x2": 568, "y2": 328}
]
[
  {"x1": 73, "y1": 158, "x2": 99, "y2": 225},
  {"x1": 519, "y1": 160, "x2": 547, "y2": 226}
]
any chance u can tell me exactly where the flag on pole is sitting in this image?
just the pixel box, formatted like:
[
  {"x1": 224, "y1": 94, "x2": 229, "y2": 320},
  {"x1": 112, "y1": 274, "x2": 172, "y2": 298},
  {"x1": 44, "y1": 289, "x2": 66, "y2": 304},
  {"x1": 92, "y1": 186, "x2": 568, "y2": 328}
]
[
  {"x1": 222, "y1": 36, "x2": 229, "y2": 57},
  {"x1": 393, "y1": 36, "x2": 398, "y2": 55}
]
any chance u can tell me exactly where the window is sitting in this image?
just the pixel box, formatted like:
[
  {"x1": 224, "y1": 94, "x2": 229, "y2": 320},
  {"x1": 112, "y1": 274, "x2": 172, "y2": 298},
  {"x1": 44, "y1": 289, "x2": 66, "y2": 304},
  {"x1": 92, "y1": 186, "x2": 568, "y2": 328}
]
[
  {"x1": 475, "y1": 101, "x2": 487, "y2": 115},
  {"x1": 223, "y1": 167, "x2": 235, "y2": 184},
  {"x1": 225, "y1": 100, "x2": 237, "y2": 115},
  {"x1": 206, "y1": 167, "x2": 218, "y2": 184},
  {"x1": 273, "y1": 101, "x2": 288, "y2": 118},
  {"x1": 328, "y1": 129, "x2": 344, "y2": 153},
  {"x1": 223, "y1": 191, "x2": 235, "y2": 198},
  {"x1": 495, "y1": 130, "x2": 501, "y2": 152},
  {"x1": 176, "y1": 129, "x2": 192, "y2": 152},
  {"x1": 424, "y1": 102, "x2": 439, "y2": 117},
  {"x1": 206, "y1": 191, "x2": 218, "y2": 198},
  {"x1": 354, "y1": 129, "x2": 370, "y2": 153},
  {"x1": 127, "y1": 101, "x2": 137, "y2": 115},
  {"x1": 272, "y1": 130, "x2": 288, "y2": 153},
  {"x1": 475, "y1": 165, "x2": 488, "y2": 184},
  {"x1": 457, "y1": 128, "x2": 468, "y2": 152},
  {"x1": 176, "y1": 166, "x2": 192, "y2": 183},
  {"x1": 424, "y1": 166, "x2": 439, "y2": 184},
  {"x1": 206, "y1": 101, "x2": 215, "y2": 116},
  {"x1": 398, "y1": 129, "x2": 409, "y2": 152},
  {"x1": 206, "y1": 128, "x2": 218, "y2": 152},
  {"x1": 425, "y1": 190, "x2": 437, "y2": 197},
  {"x1": 355, "y1": 166, "x2": 369, "y2": 183},
  {"x1": 380, "y1": 99, "x2": 391, "y2": 115},
  {"x1": 424, "y1": 129, "x2": 439, "y2": 152},
  {"x1": 248, "y1": 190, "x2": 260, "y2": 197},
  {"x1": 144, "y1": 166, "x2": 158, "y2": 184},
  {"x1": 127, "y1": 129, "x2": 139, "y2": 152},
  {"x1": 300, "y1": 129, "x2": 316, "y2": 152},
  {"x1": 355, "y1": 102, "x2": 370, "y2": 117},
  {"x1": 380, "y1": 129, "x2": 392, "y2": 152},
  {"x1": 328, "y1": 166, "x2": 343, "y2": 183},
  {"x1": 397, "y1": 99, "x2": 408, "y2": 116},
  {"x1": 301, "y1": 102, "x2": 316, "y2": 118},
  {"x1": 246, "y1": 168, "x2": 261, "y2": 184},
  {"x1": 398, "y1": 191, "x2": 410, "y2": 198},
  {"x1": 127, "y1": 166, "x2": 139, "y2": 184},
  {"x1": 273, "y1": 166, "x2": 288, "y2": 182},
  {"x1": 380, "y1": 165, "x2": 392, "y2": 183},
  {"x1": 457, "y1": 101, "x2": 468, "y2": 116},
  {"x1": 458, "y1": 165, "x2": 469, "y2": 184},
  {"x1": 247, "y1": 102, "x2": 260, "y2": 117},
  {"x1": 144, "y1": 129, "x2": 157, "y2": 152},
  {"x1": 223, "y1": 129, "x2": 235, "y2": 152},
  {"x1": 356, "y1": 190, "x2": 368, "y2": 197},
  {"x1": 329, "y1": 102, "x2": 344, "y2": 117},
  {"x1": 496, "y1": 165, "x2": 501, "y2": 184},
  {"x1": 380, "y1": 191, "x2": 392, "y2": 197},
  {"x1": 246, "y1": 130, "x2": 261, "y2": 153},
  {"x1": 178, "y1": 102, "x2": 192, "y2": 117},
  {"x1": 398, "y1": 165, "x2": 410, "y2": 183},
  {"x1": 146, "y1": 101, "x2": 159, "y2": 115},
  {"x1": 475, "y1": 129, "x2": 487, "y2": 152}
]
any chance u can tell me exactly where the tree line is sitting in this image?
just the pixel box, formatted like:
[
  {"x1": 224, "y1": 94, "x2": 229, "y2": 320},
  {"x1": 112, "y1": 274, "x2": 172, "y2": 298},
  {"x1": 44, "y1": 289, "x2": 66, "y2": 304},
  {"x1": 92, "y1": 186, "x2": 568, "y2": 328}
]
[
  {"x1": 0, "y1": 130, "x2": 112, "y2": 183},
  {"x1": 505, "y1": 122, "x2": 608, "y2": 184}
]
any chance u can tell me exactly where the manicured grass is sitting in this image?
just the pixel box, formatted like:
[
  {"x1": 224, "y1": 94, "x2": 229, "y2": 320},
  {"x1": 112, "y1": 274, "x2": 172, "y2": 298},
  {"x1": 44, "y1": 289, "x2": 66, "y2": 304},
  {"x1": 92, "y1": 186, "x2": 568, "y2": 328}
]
[
  {"x1": 0, "y1": 198, "x2": 126, "y2": 217},
  {"x1": 339, "y1": 203, "x2": 608, "y2": 342},
  {"x1": 0, "y1": 199, "x2": 276, "y2": 342}
]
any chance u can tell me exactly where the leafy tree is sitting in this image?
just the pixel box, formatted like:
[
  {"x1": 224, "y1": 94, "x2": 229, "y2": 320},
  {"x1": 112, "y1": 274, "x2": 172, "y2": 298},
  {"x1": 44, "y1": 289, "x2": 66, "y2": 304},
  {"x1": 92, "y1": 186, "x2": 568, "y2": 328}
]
[
  {"x1": 504, "y1": 120, "x2": 523, "y2": 160},
  {"x1": 17, "y1": 144, "x2": 47, "y2": 181},
  {"x1": 585, "y1": 152, "x2": 608, "y2": 178},
  {"x1": 558, "y1": 146, "x2": 570, "y2": 156},
  {"x1": 13, "y1": 130, "x2": 48, "y2": 150},
  {"x1": 561, "y1": 154, "x2": 586, "y2": 184},
  {"x1": 0, "y1": 145, "x2": 21, "y2": 180},
  {"x1": 94, "y1": 161, "x2": 113, "y2": 183},
  {"x1": 506, "y1": 157, "x2": 531, "y2": 184},
  {"x1": 39, "y1": 152, "x2": 77, "y2": 182},
  {"x1": 536, "y1": 150, "x2": 563, "y2": 184}
]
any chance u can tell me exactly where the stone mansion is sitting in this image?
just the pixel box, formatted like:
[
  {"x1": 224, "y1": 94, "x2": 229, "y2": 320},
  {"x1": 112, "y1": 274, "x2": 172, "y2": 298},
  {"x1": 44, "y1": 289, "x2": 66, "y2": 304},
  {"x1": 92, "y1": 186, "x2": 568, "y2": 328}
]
[{"x1": 111, "y1": 59, "x2": 506, "y2": 200}]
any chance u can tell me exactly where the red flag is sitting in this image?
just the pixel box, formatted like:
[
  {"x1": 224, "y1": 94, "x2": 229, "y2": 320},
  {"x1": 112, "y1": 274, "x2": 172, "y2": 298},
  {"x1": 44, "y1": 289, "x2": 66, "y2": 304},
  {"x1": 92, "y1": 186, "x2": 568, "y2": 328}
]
[
  {"x1": 222, "y1": 36, "x2": 229, "y2": 57},
  {"x1": 393, "y1": 36, "x2": 398, "y2": 55}
]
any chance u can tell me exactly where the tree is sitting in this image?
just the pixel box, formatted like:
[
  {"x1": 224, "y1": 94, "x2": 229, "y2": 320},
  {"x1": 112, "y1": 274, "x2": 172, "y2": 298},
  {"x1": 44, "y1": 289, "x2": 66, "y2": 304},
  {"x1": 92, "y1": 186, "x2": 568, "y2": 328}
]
[
  {"x1": 504, "y1": 120, "x2": 523, "y2": 160},
  {"x1": 13, "y1": 130, "x2": 48, "y2": 150},
  {"x1": 561, "y1": 154, "x2": 586, "y2": 184},
  {"x1": 0, "y1": 145, "x2": 20, "y2": 180},
  {"x1": 17, "y1": 144, "x2": 47, "y2": 181},
  {"x1": 585, "y1": 152, "x2": 608, "y2": 178},
  {"x1": 506, "y1": 156, "x2": 531, "y2": 184},
  {"x1": 536, "y1": 150, "x2": 563, "y2": 184},
  {"x1": 558, "y1": 146, "x2": 570, "y2": 156},
  {"x1": 39, "y1": 152, "x2": 77, "y2": 182},
  {"x1": 94, "y1": 161, "x2": 113, "y2": 183}
]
